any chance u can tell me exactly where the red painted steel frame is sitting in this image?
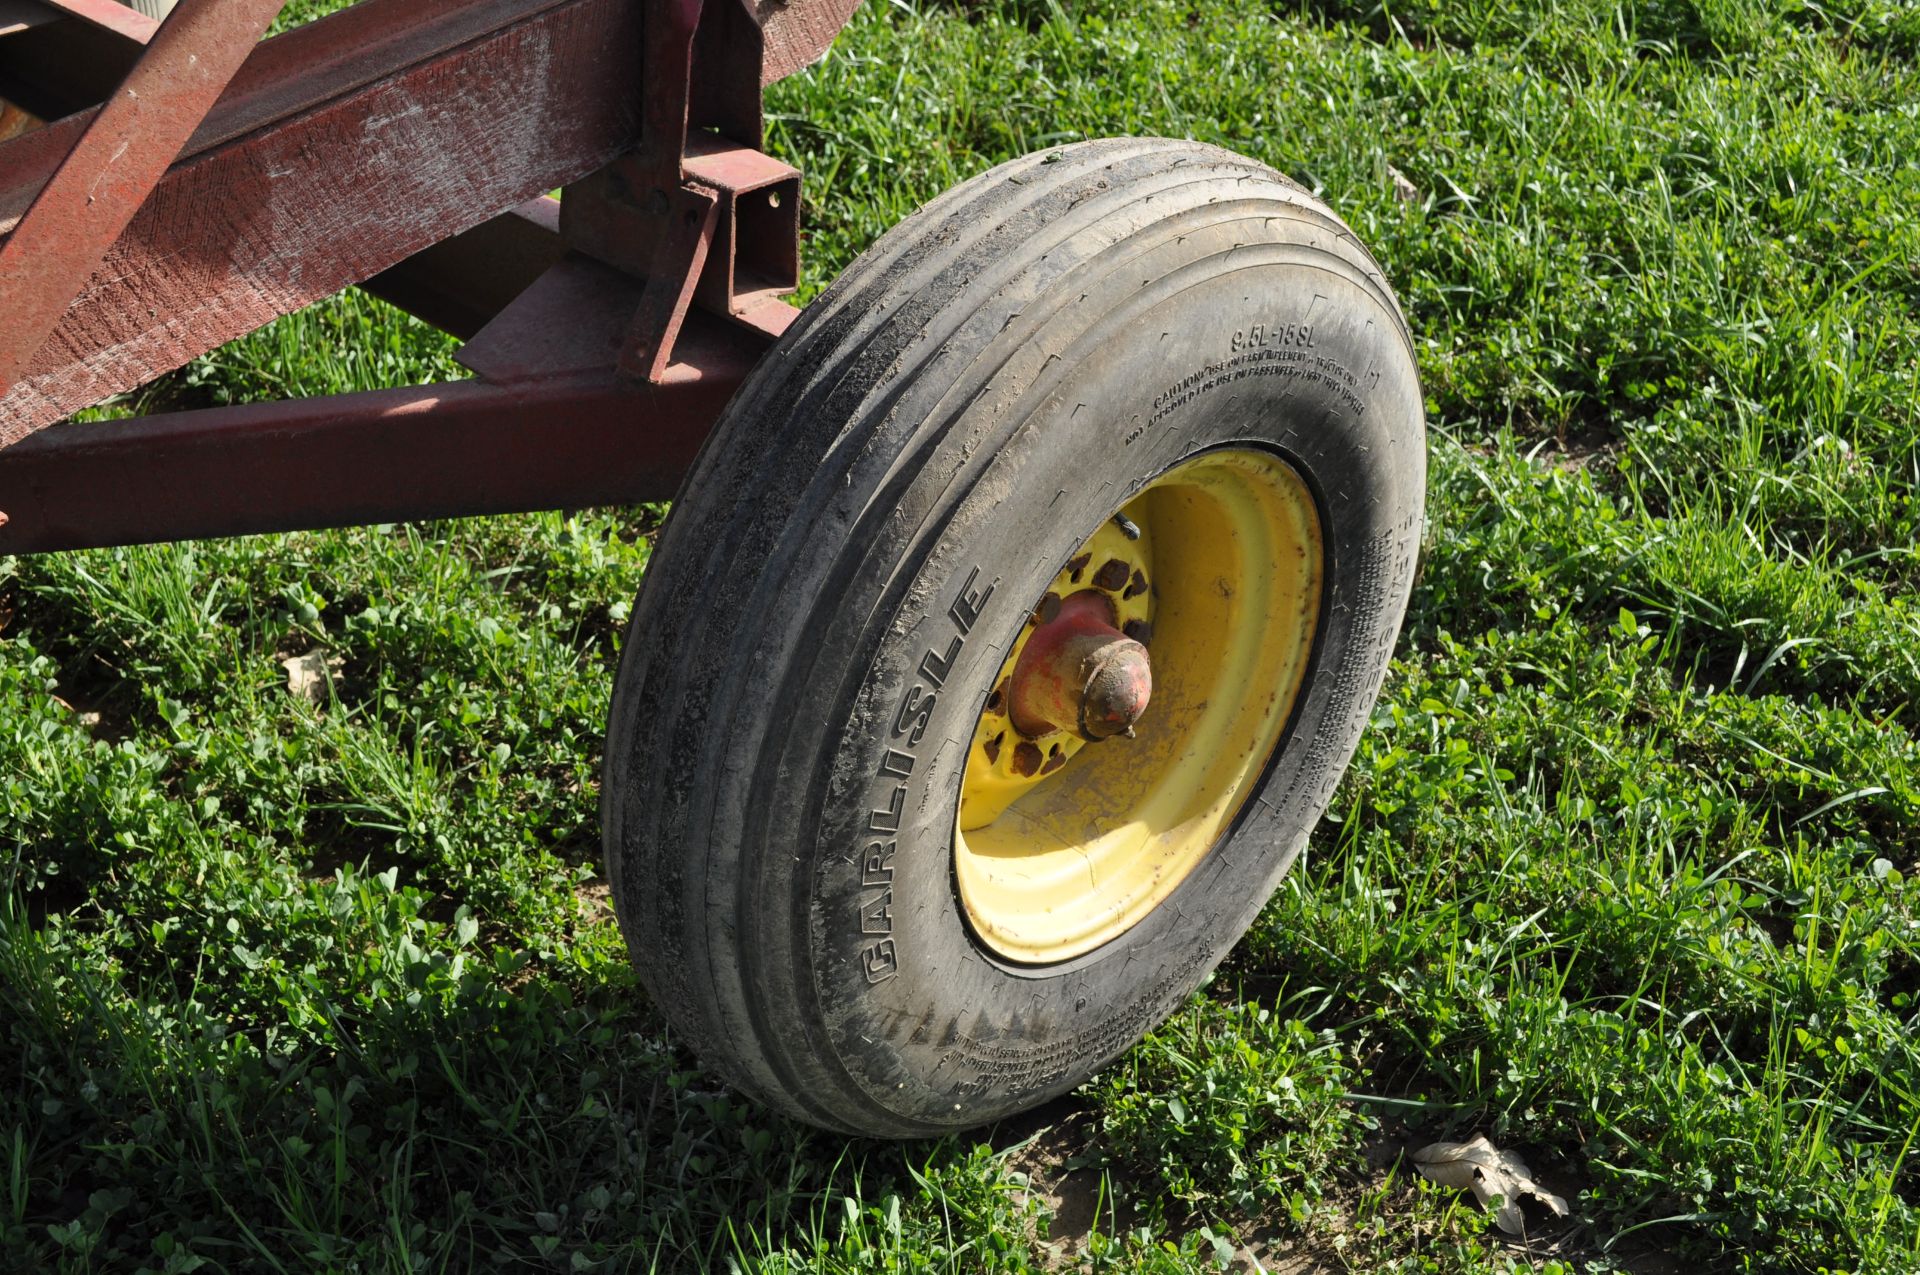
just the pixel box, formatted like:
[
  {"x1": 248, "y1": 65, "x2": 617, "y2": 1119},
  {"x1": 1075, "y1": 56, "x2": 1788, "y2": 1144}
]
[
  {"x1": 0, "y1": 315, "x2": 761, "y2": 553},
  {"x1": 0, "y1": 0, "x2": 288, "y2": 392},
  {"x1": 0, "y1": 0, "x2": 651, "y2": 441},
  {"x1": 0, "y1": 0, "x2": 859, "y2": 554}
]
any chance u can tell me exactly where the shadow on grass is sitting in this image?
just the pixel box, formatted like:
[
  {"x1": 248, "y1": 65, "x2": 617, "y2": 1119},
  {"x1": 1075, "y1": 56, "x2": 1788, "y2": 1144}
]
[{"x1": 0, "y1": 897, "x2": 1033, "y2": 1272}]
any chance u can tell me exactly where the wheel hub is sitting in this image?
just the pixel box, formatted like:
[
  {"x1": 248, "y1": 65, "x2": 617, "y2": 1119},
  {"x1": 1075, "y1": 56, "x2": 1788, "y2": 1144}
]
[
  {"x1": 960, "y1": 514, "x2": 1157, "y2": 828},
  {"x1": 1007, "y1": 590, "x2": 1153, "y2": 741},
  {"x1": 954, "y1": 449, "x2": 1324, "y2": 964}
]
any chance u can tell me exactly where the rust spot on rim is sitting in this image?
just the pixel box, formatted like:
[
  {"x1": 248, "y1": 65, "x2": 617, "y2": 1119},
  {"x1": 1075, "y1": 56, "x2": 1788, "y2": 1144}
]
[{"x1": 1093, "y1": 558, "x2": 1131, "y2": 591}]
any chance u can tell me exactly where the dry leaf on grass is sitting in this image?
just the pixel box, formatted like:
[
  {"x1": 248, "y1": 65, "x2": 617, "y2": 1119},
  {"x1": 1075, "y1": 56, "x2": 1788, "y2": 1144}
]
[
  {"x1": 1412, "y1": 1134, "x2": 1569, "y2": 1234},
  {"x1": 281, "y1": 650, "x2": 335, "y2": 704},
  {"x1": 1388, "y1": 163, "x2": 1421, "y2": 204}
]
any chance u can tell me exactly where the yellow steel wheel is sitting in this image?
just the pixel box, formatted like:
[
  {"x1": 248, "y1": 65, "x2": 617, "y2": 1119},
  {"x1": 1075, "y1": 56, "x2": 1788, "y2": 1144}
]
[{"x1": 955, "y1": 449, "x2": 1323, "y2": 964}]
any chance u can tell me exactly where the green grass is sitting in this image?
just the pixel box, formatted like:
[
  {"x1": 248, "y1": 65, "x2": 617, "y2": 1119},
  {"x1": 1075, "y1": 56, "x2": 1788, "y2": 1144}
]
[{"x1": 7, "y1": 0, "x2": 1920, "y2": 1269}]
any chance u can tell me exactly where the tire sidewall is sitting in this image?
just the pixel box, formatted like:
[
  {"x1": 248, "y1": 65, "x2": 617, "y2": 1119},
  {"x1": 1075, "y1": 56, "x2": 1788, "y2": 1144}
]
[{"x1": 803, "y1": 255, "x2": 1424, "y2": 1128}]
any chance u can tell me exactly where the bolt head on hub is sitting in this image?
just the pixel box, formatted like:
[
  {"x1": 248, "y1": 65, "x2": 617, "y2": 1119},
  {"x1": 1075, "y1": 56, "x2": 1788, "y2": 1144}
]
[{"x1": 1007, "y1": 590, "x2": 1153, "y2": 742}]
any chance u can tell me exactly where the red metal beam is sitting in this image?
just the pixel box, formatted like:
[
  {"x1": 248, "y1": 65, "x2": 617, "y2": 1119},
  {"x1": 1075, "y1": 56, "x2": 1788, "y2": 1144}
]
[
  {"x1": 0, "y1": 0, "x2": 589, "y2": 234},
  {"x1": 0, "y1": 0, "x2": 858, "y2": 554},
  {"x1": 0, "y1": 310, "x2": 765, "y2": 554},
  {"x1": 0, "y1": 0, "x2": 645, "y2": 444},
  {"x1": 0, "y1": 0, "x2": 860, "y2": 427},
  {"x1": 0, "y1": 0, "x2": 859, "y2": 257},
  {"x1": 0, "y1": 0, "x2": 286, "y2": 395},
  {"x1": 755, "y1": 0, "x2": 861, "y2": 85},
  {"x1": 32, "y1": 0, "x2": 159, "y2": 43}
]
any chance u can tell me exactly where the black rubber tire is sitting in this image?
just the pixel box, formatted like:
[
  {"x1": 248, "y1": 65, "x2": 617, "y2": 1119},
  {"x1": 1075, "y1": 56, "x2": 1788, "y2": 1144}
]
[{"x1": 601, "y1": 138, "x2": 1424, "y2": 1137}]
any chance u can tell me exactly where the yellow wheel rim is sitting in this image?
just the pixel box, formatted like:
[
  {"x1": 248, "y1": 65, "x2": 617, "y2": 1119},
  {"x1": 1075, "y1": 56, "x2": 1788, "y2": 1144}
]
[{"x1": 954, "y1": 449, "x2": 1324, "y2": 964}]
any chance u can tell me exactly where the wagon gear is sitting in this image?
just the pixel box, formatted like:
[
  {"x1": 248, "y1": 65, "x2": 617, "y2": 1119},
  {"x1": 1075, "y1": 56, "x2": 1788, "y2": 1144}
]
[{"x1": 0, "y1": 0, "x2": 1423, "y2": 1137}]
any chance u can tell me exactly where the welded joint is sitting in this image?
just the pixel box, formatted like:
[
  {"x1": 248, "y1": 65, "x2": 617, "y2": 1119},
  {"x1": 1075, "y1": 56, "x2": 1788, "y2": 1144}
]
[
  {"x1": 680, "y1": 130, "x2": 800, "y2": 319},
  {"x1": 618, "y1": 181, "x2": 721, "y2": 384},
  {"x1": 553, "y1": 0, "x2": 796, "y2": 381},
  {"x1": 570, "y1": 130, "x2": 800, "y2": 383}
]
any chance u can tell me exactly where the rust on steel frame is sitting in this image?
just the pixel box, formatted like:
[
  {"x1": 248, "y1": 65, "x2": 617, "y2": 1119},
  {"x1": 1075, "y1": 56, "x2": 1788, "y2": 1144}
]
[
  {"x1": 0, "y1": 0, "x2": 291, "y2": 395},
  {"x1": 0, "y1": 0, "x2": 858, "y2": 554}
]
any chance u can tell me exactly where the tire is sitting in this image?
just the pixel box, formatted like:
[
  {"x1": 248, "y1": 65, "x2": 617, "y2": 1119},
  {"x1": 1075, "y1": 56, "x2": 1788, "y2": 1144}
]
[{"x1": 601, "y1": 138, "x2": 1424, "y2": 1136}]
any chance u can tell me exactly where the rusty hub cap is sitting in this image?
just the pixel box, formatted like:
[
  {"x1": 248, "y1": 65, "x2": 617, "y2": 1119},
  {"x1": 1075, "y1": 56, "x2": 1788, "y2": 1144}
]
[{"x1": 1008, "y1": 590, "x2": 1152, "y2": 741}]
